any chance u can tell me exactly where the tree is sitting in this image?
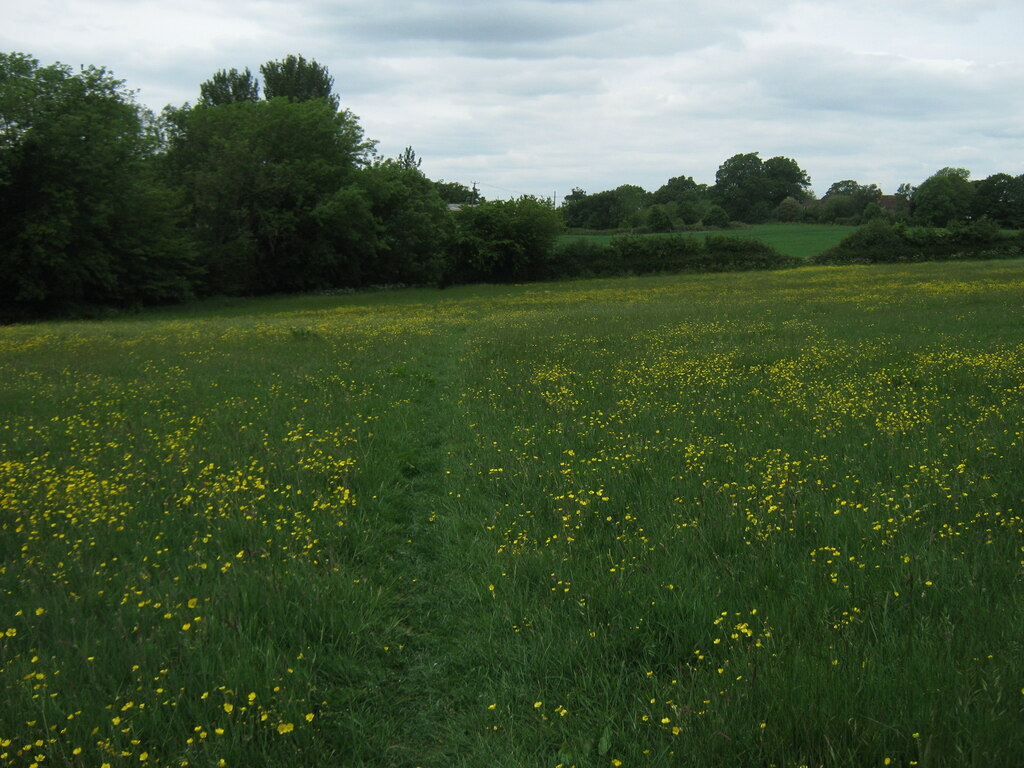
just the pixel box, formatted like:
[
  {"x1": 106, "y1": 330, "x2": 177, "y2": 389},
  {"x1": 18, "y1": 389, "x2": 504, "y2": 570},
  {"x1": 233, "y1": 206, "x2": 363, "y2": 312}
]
[
  {"x1": 198, "y1": 68, "x2": 260, "y2": 107},
  {"x1": 912, "y1": 167, "x2": 975, "y2": 227},
  {"x1": 763, "y1": 156, "x2": 811, "y2": 207},
  {"x1": 260, "y1": 55, "x2": 338, "y2": 108},
  {"x1": 971, "y1": 173, "x2": 1024, "y2": 227},
  {"x1": 703, "y1": 204, "x2": 730, "y2": 228},
  {"x1": 447, "y1": 196, "x2": 561, "y2": 284},
  {"x1": 773, "y1": 196, "x2": 803, "y2": 222},
  {"x1": 558, "y1": 184, "x2": 650, "y2": 229},
  {"x1": 819, "y1": 180, "x2": 882, "y2": 222},
  {"x1": 395, "y1": 145, "x2": 421, "y2": 170},
  {"x1": 652, "y1": 175, "x2": 708, "y2": 206},
  {"x1": 646, "y1": 204, "x2": 672, "y2": 232},
  {"x1": 714, "y1": 152, "x2": 811, "y2": 222},
  {"x1": 164, "y1": 96, "x2": 374, "y2": 294},
  {"x1": 361, "y1": 154, "x2": 453, "y2": 284},
  {"x1": 714, "y1": 152, "x2": 765, "y2": 222},
  {"x1": 434, "y1": 180, "x2": 482, "y2": 205},
  {"x1": 0, "y1": 53, "x2": 195, "y2": 318}
]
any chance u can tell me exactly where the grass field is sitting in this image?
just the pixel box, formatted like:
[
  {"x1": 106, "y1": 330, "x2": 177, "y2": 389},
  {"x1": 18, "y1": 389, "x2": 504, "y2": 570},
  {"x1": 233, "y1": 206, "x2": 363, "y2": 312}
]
[
  {"x1": 559, "y1": 224, "x2": 860, "y2": 259},
  {"x1": 2, "y1": 261, "x2": 1023, "y2": 767}
]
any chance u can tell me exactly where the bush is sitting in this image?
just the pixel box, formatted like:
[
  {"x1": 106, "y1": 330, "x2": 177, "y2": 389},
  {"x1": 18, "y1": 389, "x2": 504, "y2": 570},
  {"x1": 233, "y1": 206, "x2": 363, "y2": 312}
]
[
  {"x1": 547, "y1": 234, "x2": 795, "y2": 280},
  {"x1": 812, "y1": 219, "x2": 1024, "y2": 265},
  {"x1": 544, "y1": 239, "x2": 619, "y2": 279},
  {"x1": 445, "y1": 196, "x2": 561, "y2": 284},
  {"x1": 703, "y1": 205, "x2": 730, "y2": 228}
]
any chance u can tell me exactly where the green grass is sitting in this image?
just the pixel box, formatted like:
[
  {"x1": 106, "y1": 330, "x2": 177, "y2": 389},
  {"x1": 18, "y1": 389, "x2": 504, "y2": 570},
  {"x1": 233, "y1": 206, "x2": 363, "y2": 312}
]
[
  {"x1": 560, "y1": 223, "x2": 860, "y2": 259},
  {"x1": 2, "y1": 261, "x2": 1023, "y2": 767}
]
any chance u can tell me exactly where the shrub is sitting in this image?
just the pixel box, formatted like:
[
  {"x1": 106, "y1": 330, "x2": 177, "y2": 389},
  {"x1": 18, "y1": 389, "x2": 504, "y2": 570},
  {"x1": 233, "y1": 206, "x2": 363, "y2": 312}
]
[{"x1": 812, "y1": 219, "x2": 1023, "y2": 265}]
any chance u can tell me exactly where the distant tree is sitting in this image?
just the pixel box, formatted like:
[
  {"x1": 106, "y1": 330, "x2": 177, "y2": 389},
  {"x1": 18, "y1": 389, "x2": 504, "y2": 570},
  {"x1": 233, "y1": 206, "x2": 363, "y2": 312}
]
[
  {"x1": 0, "y1": 53, "x2": 195, "y2": 318},
  {"x1": 164, "y1": 96, "x2": 373, "y2": 293},
  {"x1": 894, "y1": 183, "x2": 916, "y2": 218},
  {"x1": 971, "y1": 172, "x2": 1024, "y2": 227},
  {"x1": 819, "y1": 180, "x2": 882, "y2": 222},
  {"x1": 703, "y1": 204, "x2": 730, "y2": 228},
  {"x1": 198, "y1": 68, "x2": 260, "y2": 107},
  {"x1": 646, "y1": 204, "x2": 672, "y2": 232},
  {"x1": 763, "y1": 155, "x2": 811, "y2": 207},
  {"x1": 559, "y1": 184, "x2": 650, "y2": 229},
  {"x1": 652, "y1": 175, "x2": 708, "y2": 206},
  {"x1": 395, "y1": 145, "x2": 422, "y2": 170},
  {"x1": 913, "y1": 167, "x2": 975, "y2": 226},
  {"x1": 714, "y1": 152, "x2": 766, "y2": 222},
  {"x1": 260, "y1": 54, "x2": 338, "y2": 108},
  {"x1": 434, "y1": 179, "x2": 482, "y2": 205},
  {"x1": 361, "y1": 156, "x2": 453, "y2": 284},
  {"x1": 860, "y1": 201, "x2": 888, "y2": 222},
  {"x1": 447, "y1": 196, "x2": 561, "y2": 284},
  {"x1": 774, "y1": 196, "x2": 803, "y2": 222},
  {"x1": 714, "y1": 153, "x2": 810, "y2": 222}
]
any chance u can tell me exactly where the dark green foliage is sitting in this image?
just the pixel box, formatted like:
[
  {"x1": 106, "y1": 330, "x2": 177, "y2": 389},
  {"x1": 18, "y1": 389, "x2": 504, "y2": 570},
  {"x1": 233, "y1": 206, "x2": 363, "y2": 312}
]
[
  {"x1": 165, "y1": 97, "x2": 374, "y2": 294},
  {"x1": 703, "y1": 204, "x2": 730, "y2": 228},
  {"x1": 198, "y1": 68, "x2": 260, "y2": 107},
  {"x1": 434, "y1": 179, "x2": 482, "y2": 205},
  {"x1": 912, "y1": 167, "x2": 975, "y2": 226},
  {"x1": 817, "y1": 180, "x2": 883, "y2": 223},
  {"x1": 559, "y1": 184, "x2": 651, "y2": 229},
  {"x1": 544, "y1": 238, "x2": 617, "y2": 278},
  {"x1": 713, "y1": 152, "x2": 811, "y2": 223},
  {"x1": 812, "y1": 219, "x2": 1023, "y2": 265},
  {"x1": 259, "y1": 54, "x2": 338, "y2": 108},
  {"x1": 651, "y1": 174, "x2": 707, "y2": 207},
  {"x1": 763, "y1": 156, "x2": 811, "y2": 207},
  {"x1": 0, "y1": 53, "x2": 196, "y2": 320},
  {"x1": 713, "y1": 152, "x2": 766, "y2": 222},
  {"x1": 773, "y1": 196, "x2": 803, "y2": 222},
  {"x1": 547, "y1": 234, "x2": 795, "y2": 279},
  {"x1": 446, "y1": 197, "x2": 561, "y2": 284},
  {"x1": 646, "y1": 204, "x2": 673, "y2": 232},
  {"x1": 971, "y1": 172, "x2": 1024, "y2": 227},
  {"x1": 360, "y1": 157, "x2": 453, "y2": 284}
]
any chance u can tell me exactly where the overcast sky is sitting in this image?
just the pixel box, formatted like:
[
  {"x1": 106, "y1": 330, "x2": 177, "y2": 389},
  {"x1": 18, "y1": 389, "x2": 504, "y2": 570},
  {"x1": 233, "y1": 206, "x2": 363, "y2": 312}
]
[{"x1": 5, "y1": 0, "x2": 1023, "y2": 199}]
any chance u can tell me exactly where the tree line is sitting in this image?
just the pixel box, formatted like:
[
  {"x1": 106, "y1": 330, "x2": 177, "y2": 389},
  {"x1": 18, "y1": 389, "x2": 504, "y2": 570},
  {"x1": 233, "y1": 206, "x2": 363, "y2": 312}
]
[
  {"x1": 560, "y1": 157, "x2": 1024, "y2": 231},
  {"x1": 0, "y1": 52, "x2": 565, "y2": 320},
  {"x1": 3, "y1": 52, "x2": 1022, "y2": 321}
]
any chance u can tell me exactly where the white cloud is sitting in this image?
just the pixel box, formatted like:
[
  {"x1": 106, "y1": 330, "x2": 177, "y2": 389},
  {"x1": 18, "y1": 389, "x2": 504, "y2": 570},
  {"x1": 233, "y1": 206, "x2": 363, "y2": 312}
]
[{"x1": 3, "y1": 0, "x2": 1023, "y2": 196}]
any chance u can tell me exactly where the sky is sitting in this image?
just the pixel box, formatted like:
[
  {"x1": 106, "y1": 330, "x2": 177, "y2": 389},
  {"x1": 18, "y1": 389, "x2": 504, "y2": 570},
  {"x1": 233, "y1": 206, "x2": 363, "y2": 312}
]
[{"x1": 4, "y1": 0, "x2": 1023, "y2": 200}]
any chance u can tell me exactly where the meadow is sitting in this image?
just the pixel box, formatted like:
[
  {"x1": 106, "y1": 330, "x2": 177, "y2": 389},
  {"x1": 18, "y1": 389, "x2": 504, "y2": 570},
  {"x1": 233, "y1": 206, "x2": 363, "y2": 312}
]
[
  {"x1": 559, "y1": 224, "x2": 860, "y2": 259},
  {"x1": 1, "y1": 260, "x2": 1023, "y2": 768}
]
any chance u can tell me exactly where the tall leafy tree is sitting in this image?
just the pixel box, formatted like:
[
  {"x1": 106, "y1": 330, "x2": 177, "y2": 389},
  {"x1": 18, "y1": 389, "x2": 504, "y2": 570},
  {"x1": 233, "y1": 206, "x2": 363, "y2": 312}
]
[
  {"x1": 448, "y1": 196, "x2": 561, "y2": 284},
  {"x1": 762, "y1": 156, "x2": 811, "y2": 207},
  {"x1": 198, "y1": 67, "x2": 260, "y2": 107},
  {"x1": 434, "y1": 180, "x2": 482, "y2": 205},
  {"x1": 912, "y1": 167, "x2": 975, "y2": 226},
  {"x1": 165, "y1": 95, "x2": 374, "y2": 294},
  {"x1": 971, "y1": 173, "x2": 1024, "y2": 227},
  {"x1": 652, "y1": 175, "x2": 710, "y2": 225},
  {"x1": 0, "y1": 53, "x2": 195, "y2": 319},
  {"x1": 361, "y1": 152, "x2": 453, "y2": 284},
  {"x1": 714, "y1": 152, "x2": 810, "y2": 222},
  {"x1": 819, "y1": 180, "x2": 882, "y2": 221},
  {"x1": 260, "y1": 55, "x2": 338, "y2": 108},
  {"x1": 714, "y1": 152, "x2": 767, "y2": 222},
  {"x1": 559, "y1": 184, "x2": 650, "y2": 229}
]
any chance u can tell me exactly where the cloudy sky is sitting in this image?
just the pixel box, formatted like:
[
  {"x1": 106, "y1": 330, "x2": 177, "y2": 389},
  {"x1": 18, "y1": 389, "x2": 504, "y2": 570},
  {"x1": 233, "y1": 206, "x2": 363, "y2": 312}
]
[{"x1": 4, "y1": 0, "x2": 1023, "y2": 199}]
